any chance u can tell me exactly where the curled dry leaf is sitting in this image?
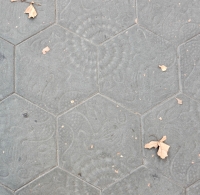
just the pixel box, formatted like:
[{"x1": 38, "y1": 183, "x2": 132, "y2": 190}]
[
  {"x1": 24, "y1": 3, "x2": 37, "y2": 18},
  {"x1": 176, "y1": 98, "x2": 182, "y2": 105},
  {"x1": 145, "y1": 136, "x2": 170, "y2": 159},
  {"x1": 159, "y1": 65, "x2": 167, "y2": 72},
  {"x1": 42, "y1": 46, "x2": 50, "y2": 54}
]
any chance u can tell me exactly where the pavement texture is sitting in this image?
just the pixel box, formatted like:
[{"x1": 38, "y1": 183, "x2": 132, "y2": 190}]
[{"x1": 0, "y1": 0, "x2": 200, "y2": 194}]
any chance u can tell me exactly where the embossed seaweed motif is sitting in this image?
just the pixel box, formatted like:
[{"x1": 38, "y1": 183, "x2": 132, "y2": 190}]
[{"x1": 0, "y1": 95, "x2": 56, "y2": 190}]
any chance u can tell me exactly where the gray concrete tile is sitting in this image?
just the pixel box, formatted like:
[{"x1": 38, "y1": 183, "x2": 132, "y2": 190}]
[
  {"x1": 179, "y1": 35, "x2": 200, "y2": 101},
  {"x1": 57, "y1": 0, "x2": 136, "y2": 44},
  {"x1": 58, "y1": 94, "x2": 142, "y2": 189},
  {"x1": 102, "y1": 166, "x2": 184, "y2": 195},
  {"x1": 137, "y1": 0, "x2": 200, "y2": 46},
  {"x1": 0, "y1": 95, "x2": 56, "y2": 190},
  {"x1": 0, "y1": 184, "x2": 14, "y2": 195},
  {"x1": 0, "y1": 0, "x2": 55, "y2": 44},
  {"x1": 16, "y1": 25, "x2": 98, "y2": 115},
  {"x1": 99, "y1": 25, "x2": 178, "y2": 114},
  {"x1": 16, "y1": 168, "x2": 100, "y2": 195},
  {"x1": 186, "y1": 181, "x2": 200, "y2": 195},
  {"x1": 142, "y1": 94, "x2": 200, "y2": 187},
  {"x1": 0, "y1": 38, "x2": 14, "y2": 101}
]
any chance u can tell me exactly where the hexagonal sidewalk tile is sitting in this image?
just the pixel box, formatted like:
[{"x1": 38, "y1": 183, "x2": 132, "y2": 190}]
[
  {"x1": 179, "y1": 35, "x2": 200, "y2": 102},
  {"x1": 99, "y1": 25, "x2": 178, "y2": 114},
  {"x1": 0, "y1": 0, "x2": 55, "y2": 44},
  {"x1": 16, "y1": 168, "x2": 100, "y2": 195},
  {"x1": 57, "y1": 0, "x2": 136, "y2": 44},
  {"x1": 16, "y1": 25, "x2": 98, "y2": 115},
  {"x1": 102, "y1": 166, "x2": 184, "y2": 195},
  {"x1": 137, "y1": 0, "x2": 200, "y2": 46},
  {"x1": 142, "y1": 94, "x2": 200, "y2": 187},
  {"x1": 58, "y1": 94, "x2": 142, "y2": 189},
  {"x1": 186, "y1": 180, "x2": 200, "y2": 195},
  {"x1": 0, "y1": 95, "x2": 56, "y2": 190},
  {"x1": 0, "y1": 38, "x2": 14, "y2": 101},
  {"x1": 0, "y1": 184, "x2": 14, "y2": 195}
]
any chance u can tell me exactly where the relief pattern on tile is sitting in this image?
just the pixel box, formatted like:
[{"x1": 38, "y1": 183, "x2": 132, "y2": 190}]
[
  {"x1": 143, "y1": 94, "x2": 200, "y2": 187},
  {"x1": 137, "y1": 0, "x2": 200, "y2": 46},
  {"x1": 16, "y1": 168, "x2": 100, "y2": 195},
  {"x1": 58, "y1": 0, "x2": 136, "y2": 44},
  {"x1": 0, "y1": 95, "x2": 56, "y2": 190},
  {"x1": 103, "y1": 167, "x2": 184, "y2": 195},
  {"x1": 0, "y1": 38, "x2": 14, "y2": 100},
  {"x1": 0, "y1": 0, "x2": 55, "y2": 44},
  {"x1": 16, "y1": 25, "x2": 98, "y2": 115},
  {"x1": 186, "y1": 180, "x2": 200, "y2": 195},
  {"x1": 179, "y1": 34, "x2": 200, "y2": 102},
  {"x1": 58, "y1": 95, "x2": 142, "y2": 189},
  {"x1": 99, "y1": 25, "x2": 178, "y2": 114}
]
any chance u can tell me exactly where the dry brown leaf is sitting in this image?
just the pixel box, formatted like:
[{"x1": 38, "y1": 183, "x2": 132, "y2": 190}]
[
  {"x1": 157, "y1": 142, "x2": 170, "y2": 159},
  {"x1": 42, "y1": 46, "x2": 50, "y2": 54},
  {"x1": 11, "y1": 0, "x2": 17, "y2": 2},
  {"x1": 144, "y1": 141, "x2": 158, "y2": 149},
  {"x1": 159, "y1": 65, "x2": 167, "y2": 71},
  {"x1": 24, "y1": 3, "x2": 37, "y2": 18},
  {"x1": 144, "y1": 136, "x2": 170, "y2": 159},
  {"x1": 176, "y1": 98, "x2": 182, "y2": 105}
]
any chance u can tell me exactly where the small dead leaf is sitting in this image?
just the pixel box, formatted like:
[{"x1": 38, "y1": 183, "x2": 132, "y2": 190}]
[
  {"x1": 11, "y1": 0, "x2": 17, "y2": 2},
  {"x1": 135, "y1": 18, "x2": 138, "y2": 23},
  {"x1": 24, "y1": 3, "x2": 37, "y2": 18},
  {"x1": 176, "y1": 98, "x2": 182, "y2": 105},
  {"x1": 159, "y1": 117, "x2": 162, "y2": 120},
  {"x1": 145, "y1": 136, "x2": 170, "y2": 159},
  {"x1": 145, "y1": 141, "x2": 158, "y2": 149},
  {"x1": 159, "y1": 65, "x2": 167, "y2": 72},
  {"x1": 42, "y1": 46, "x2": 50, "y2": 54}
]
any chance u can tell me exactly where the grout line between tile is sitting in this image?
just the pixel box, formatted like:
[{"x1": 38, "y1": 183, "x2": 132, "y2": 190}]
[
  {"x1": 183, "y1": 93, "x2": 200, "y2": 104},
  {"x1": 186, "y1": 179, "x2": 200, "y2": 189},
  {"x1": 97, "y1": 46, "x2": 100, "y2": 93},
  {"x1": 99, "y1": 93, "x2": 141, "y2": 116},
  {"x1": 58, "y1": 167, "x2": 101, "y2": 191},
  {"x1": 58, "y1": 92, "x2": 99, "y2": 117},
  {"x1": 141, "y1": 92, "x2": 181, "y2": 117},
  {"x1": 0, "y1": 92, "x2": 15, "y2": 105},
  {"x1": 57, "y1": 24, "x2": 97, "y2": 47},
  {"x1": 14, "y1": 93, "x2": 56, "y2": 117},
  {"x1": 55, "y1": 0, "x2": 58, "y2": 23},
  {"x1": 13, "y1": 45, "x2": 16, "y2": 93},
  {"x1": 98, "y1": 23, "x2": 137, "y2": 46},
  {"x1": 16, "y1": 22, "x2": 56, "y2": 46},
  {"x1": 102, "y1": 165, "x2": 144, "y2": 192},
  {"x1": 135, "y1": 0, "x2": 138, "y2": 22},
  {"x1": 0, "y1": 183, "x2": 14, "y2": 194},
  {"x1": 0, "y1": 36, "x2": 15, "y2": 46},
  {"x1": 56, "y1": 116, "x2": 60, "y2": 167},
  {"x1": 138, "y1": 24, "x2": 174, "y2": 46},
  {"x1": 140, "y1": 116, "x2": 145, "y2": 164},
  {"x1": 15, "y1": 166, "x2": 58, "y2": 193}
]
